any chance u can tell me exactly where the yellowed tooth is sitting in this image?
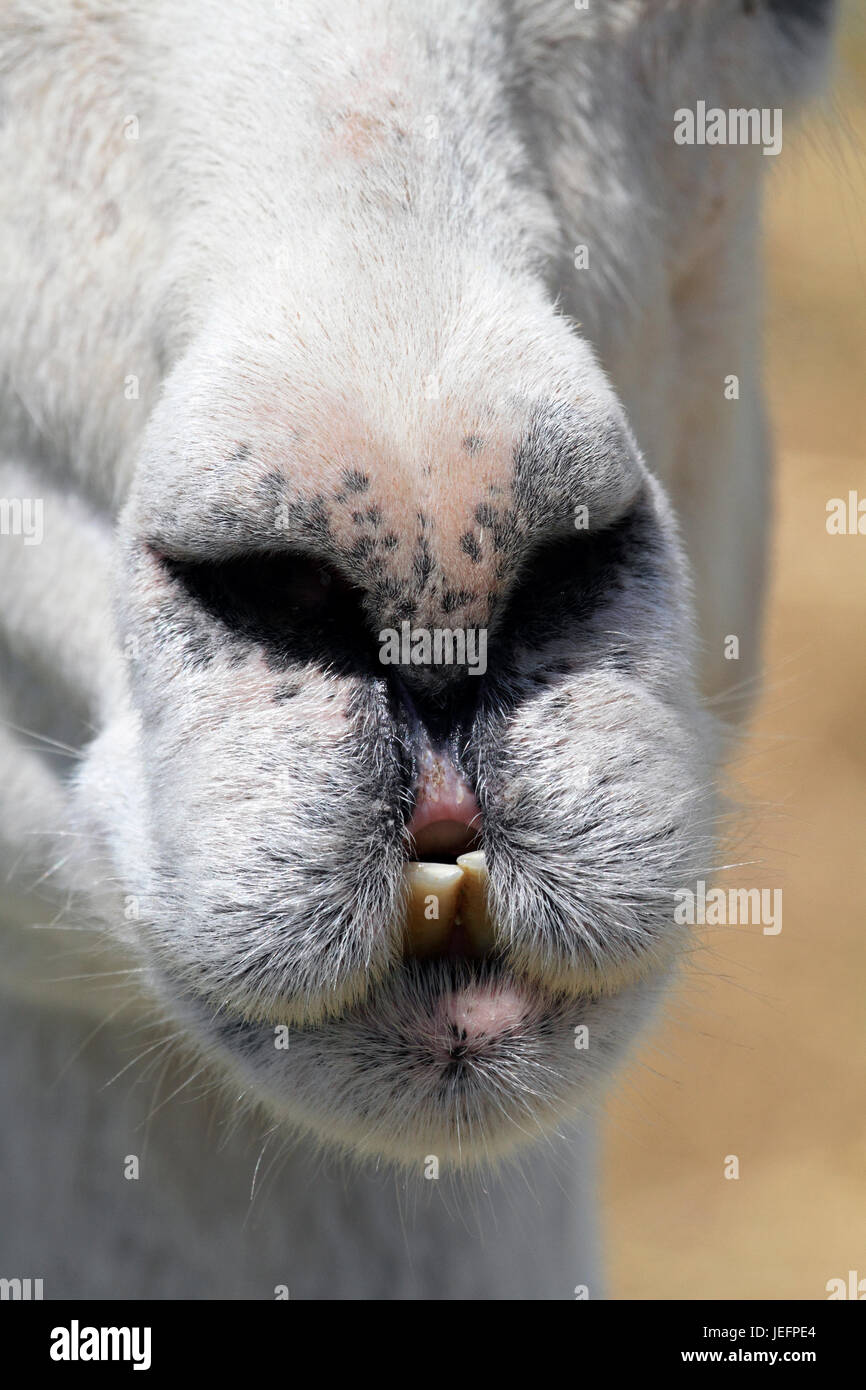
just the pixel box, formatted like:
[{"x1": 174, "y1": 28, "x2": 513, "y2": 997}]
[
  {"x1": 403, "y1": 862, "x2": 464, "y2": 956},
  {"x1": 456, "y1": 850, "x2": 496, "y2": 954}
]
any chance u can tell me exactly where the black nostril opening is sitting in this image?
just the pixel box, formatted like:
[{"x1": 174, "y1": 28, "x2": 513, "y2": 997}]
[{"x1": 154, "y1": 547, "x2": 375, "y2": 677}]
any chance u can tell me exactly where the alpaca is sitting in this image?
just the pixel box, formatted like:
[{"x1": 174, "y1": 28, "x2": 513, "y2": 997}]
[{"x1": 0, "y1": 0, "x2": 836, "y2": 1299}]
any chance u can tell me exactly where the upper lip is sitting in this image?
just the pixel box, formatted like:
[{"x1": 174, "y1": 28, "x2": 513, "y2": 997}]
[{"x1": 405, "y1": 745, "x2": 482, "y2": 861}]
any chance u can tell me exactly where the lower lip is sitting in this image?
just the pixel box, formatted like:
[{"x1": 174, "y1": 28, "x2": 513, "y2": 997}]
[{"x1": 431, "y1": 978, "x2": 530, "y2": 1042}]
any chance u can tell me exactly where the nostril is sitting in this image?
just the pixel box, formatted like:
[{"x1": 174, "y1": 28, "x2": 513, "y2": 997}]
[{"x1": 148, "y1": 544, "x2": 374, "y2": 676}]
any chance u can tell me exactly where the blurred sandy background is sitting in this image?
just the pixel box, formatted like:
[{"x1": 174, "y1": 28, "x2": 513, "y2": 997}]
[{"x1": 604, "y1": 4, "x2": 865, "y2": 1300}]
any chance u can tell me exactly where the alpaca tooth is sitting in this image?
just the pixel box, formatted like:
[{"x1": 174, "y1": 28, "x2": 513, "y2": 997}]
[
  {"x1": 456, "y1": 851, "x2": 495, "y2": 954},
  {"x1": 403, "y1": 861, "x2": 463, "y2": 956}
]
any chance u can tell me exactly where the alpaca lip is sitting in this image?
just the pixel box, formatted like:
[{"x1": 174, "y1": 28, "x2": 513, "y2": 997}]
[
  {"x1": 409, "y1": 819, "x2": 478, "y2": 858},
  {"x1": 406, "y1": 748, "x2": 481, "y2": 861},
  {"x1": 433, "y1": 979, "x2": 530, "y2": 1049}
]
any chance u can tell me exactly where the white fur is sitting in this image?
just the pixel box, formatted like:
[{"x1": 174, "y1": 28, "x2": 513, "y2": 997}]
[{"x1": 0, "y1": 0, "x2": 836, "y2": 1298}]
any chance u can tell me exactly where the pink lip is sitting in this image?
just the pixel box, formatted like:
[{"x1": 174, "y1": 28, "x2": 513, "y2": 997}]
[
  {"x1": 406, "y1": 748, "x2": 481, "y2": 858},
  {"x1": 433, "y1": 981, "x2": 528, "y2": 1044}
]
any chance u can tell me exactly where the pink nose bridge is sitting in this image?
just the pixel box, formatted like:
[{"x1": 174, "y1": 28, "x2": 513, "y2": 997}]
[
  {"x1": 290, "y1": 401, "x2": 519, "y2": 627},
  {"x1": 407, "y1": 743, "x2": 481, "y2": 858}
]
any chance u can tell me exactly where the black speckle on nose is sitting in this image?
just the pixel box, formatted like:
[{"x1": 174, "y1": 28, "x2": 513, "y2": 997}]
[
  {"x1": 460, "y1": 532, "x2": 482, "y2": 563},
  {"x1": 341, "y1": 468, "x2": 370, "y2": 495}
]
